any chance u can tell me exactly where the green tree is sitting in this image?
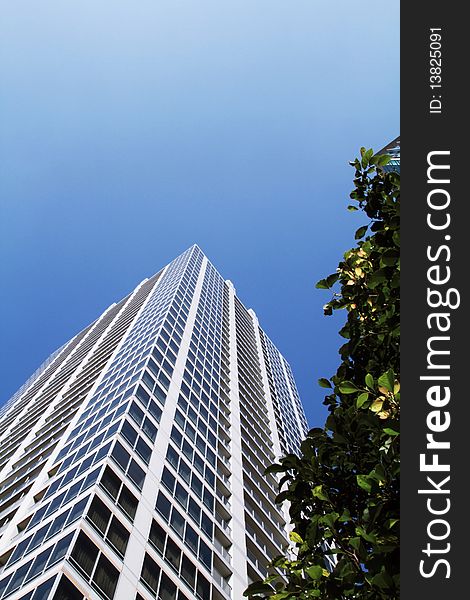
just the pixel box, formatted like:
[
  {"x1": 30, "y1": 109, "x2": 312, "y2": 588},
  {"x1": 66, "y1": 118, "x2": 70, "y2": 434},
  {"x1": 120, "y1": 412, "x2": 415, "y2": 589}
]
[{"x1": 245, "y1": 149, "x2": 400, "y2": 600}]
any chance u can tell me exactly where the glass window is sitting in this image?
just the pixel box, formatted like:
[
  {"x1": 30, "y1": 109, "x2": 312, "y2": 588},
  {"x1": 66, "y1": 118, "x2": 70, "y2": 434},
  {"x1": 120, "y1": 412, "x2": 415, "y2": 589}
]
[
  {"x1": 180, "y1": 555, "x2": 196, "y2": 589},
  {"x1": 179, "y1": 461, "x2": 191, "y2": 484},
  {"x1": 190, "y1": 474, "x2": 203, "y2": 499},
  {"x1": 184, "y1": 524, "x2": 198, "y2": 555},
  {"x1": 32, "y1": 576, "x2": 56, "y2": 600},
  {"x1": 170, "y1": 426, "x2": 182, "y2": 448},
  {"x1": 193, "y1": 454, "x2": 204, "y2": 476},
  {"x1": 164, "y1": 538, "x2": 181, "y2": 572},
  {"x1": 7, "y1": 537, "x2": 30, "y2": 566},
  {"x1": 77, "y1": 454, "x2": 95, "y2": 476},
  {"x1": 48, "y1": 532, "x2": 74, "y2": 566},
  {"x1": 199, "y1": 540, "x2": 212, "y2": 570},
  {"x1": 141, "y1": 553, "x2": 160, "y2": 595},
  {"x1": 202, "y1": 489, "x2": 214, "y2": 512},
  {"x1": 196, "y1": 572, "x2": 211, "y2": 600},
  {"x1": 142, "y1": 371, "x2": 155, "y2": 393},
  {"x1": 135, "y1": 438, "x2": 151, "y2": 464},
  {"x1": 4, "y1": 560, "x2": 32, "y2": 595},
  {"x1": 93, "y1": 554, "x2": 119, "y2": 599},
  {"x1": 112, "y1": 442, "x2": 130, "y2": 471},
  {"x1": 28, "y1": 524, "x2": 50, "y2": 553},
  {"x1": 159, "y1": 572, "x2": 177, "y2": 600},
  {"x1": 204, "y1": 469, "x2": 215, "y2": 488},
  {"x1": 170, "y1": 509, "x2": 185, "y2": 538},
  {"x1": 45, "y1": 509, "x2": 69, "y2": 540},
  {"x1": 121, "y1": 421, "x2": 138, "y2": 446},
  {"x1": 182, "y1": 440, "x2": 193, "y2": 462},
  {"x1": 88, "y1": 498, "x2": 111, "y2": 535},
  {"x1": 201, "y1": 513, "x2": 213, "y2": 539},
  {"x1": 83, "y1": 467, "x2": 101, "y2": 491},
  {"x1": 45, "y1": 492, "x2": 66, "y2": 517},
  {"x1": 94, "y1": 442, "x2": 112, "y2": 464},
  {"x1": 156, "y1": 492, "x2": 171, "y2": 520},
  {"x1": 148, "y1": 400, "x2": 162, "y2": 423},
  {"x1": 187, "y1": 498, "x2": 200, "y2": 524},
  {"x1": 25, "y1": 547, "x2": 52, "y2": 582},
  {"x1": 142, "y1": 418, "x2": 157, "y2": 442},
  {"x1": 129, "y1": 402, "x2": 144, "y2": 426},
  {"x1": 149, "y1": 520, "x2": 166, "y2": 555},
  {"x1": 174, "y1": 483, "x2": 188, "y2": 508},
  {"x1": 52, "y1": 575, "x2": 83, "y2": 600},
  {"x1": 67, "y1": 497, "x2": 88, "y2": 526},
  {"x1": 43, "y1": 478, "x2": 62, "y2": 500},
  {"x1": 107, "y1": 517, "x2": 129, "y2": 557},
  {"x1": 118, "y1": 486, "x2": 138, "y2": 520},
  {"x1": 128, "y1": 460, "x2": 145, "y2": 490},
  {"x1": 136, "y1": 386, "x2": 150, "y2": 407},
  {"x1": 71, "y1": 532, "x2": 98, "y2": 577},
  {"x1": 161, "y1": 468, "x2": 175, "y2": 494},
  {"x1": 0, "y1": 575, "x2": 12, "y2": 597},
  {"x1": 100, "y1": 468, "x2": 120, "y2": 500}
]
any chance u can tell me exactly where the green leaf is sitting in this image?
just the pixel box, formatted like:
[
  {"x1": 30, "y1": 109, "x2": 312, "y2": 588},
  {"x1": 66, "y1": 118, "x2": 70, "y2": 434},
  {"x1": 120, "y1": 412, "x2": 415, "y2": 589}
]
[
  {"x1": 370, "y1": 570, "x2": 393, "y2": 589},
  {"x1": 349, "y1": 536, "x2": 362, "y2": 551},
  {"x1": 383, "y1": 428, "x2": 400, "y2": 436},
  {"x1": 339, "y1": 508, "x2": 351, "y2": 522},
  {"x1": 347, "y1": 205, "x2": 359, "y2": 211},
  {"x1": 320, "y1": 512, "x2": 339, "y2": 529},
  {"x1": 244, "y1": 582, "x2": 274, "y2": 596},
  {"x1": 378, "y1": 369, "x2": 395, "y2": 393},
  {"x1": 312, "y1": 485, "x2": 329, "y2": 502},
  {"x1": 356, "y1": 526, "x2": 378, "y2": 544},
  {"x1": 356, "y1": 392, "x2": 369, "y2": 408},
  {"x1": 315, "y1": 278, "x2": 329, "y2": 289},
  {"x1": 355, "y1": 225, "x2": 368, "y2": 240},
  {"x1": 368, "y1": 269, "x2": 388, "y2": 289},
  {"x1": 356, "y1": 475, "x2": 372, "y2": 493},
  {"x1": 318, "y1": 378, "x2": 332, "y2": 389},
  {"x1": 326, "y1": 273, "x2": 339, "y2": 287},
  {"x1": 338, "y1": 381, "x2": 359, "y2": 394},
  {"x1": 289, "y1": 531, "x2": 303, "y2": 544},
  {"x1": 377, "y1": 154, "x2": 391, "y2": 166},
  {"x1": 305, "y1": 565, "x2": 323, "y2": 580},
  {"x1": 365, "y1": 373, "x2": 375, "y2": 389}
]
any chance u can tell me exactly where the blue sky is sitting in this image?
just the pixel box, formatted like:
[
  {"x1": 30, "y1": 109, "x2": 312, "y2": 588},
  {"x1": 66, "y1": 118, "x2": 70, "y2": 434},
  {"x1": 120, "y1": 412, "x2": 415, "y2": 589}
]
[{"x1": 0, "y1": 1, "x2": 399, "y2": 426}]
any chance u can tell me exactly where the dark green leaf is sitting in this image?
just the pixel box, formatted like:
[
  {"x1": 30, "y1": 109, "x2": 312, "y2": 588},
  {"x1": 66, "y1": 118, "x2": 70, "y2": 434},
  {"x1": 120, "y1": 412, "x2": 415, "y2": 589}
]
[{"x1": 355, "y1": 225, "x2": 369, "y2": 240}]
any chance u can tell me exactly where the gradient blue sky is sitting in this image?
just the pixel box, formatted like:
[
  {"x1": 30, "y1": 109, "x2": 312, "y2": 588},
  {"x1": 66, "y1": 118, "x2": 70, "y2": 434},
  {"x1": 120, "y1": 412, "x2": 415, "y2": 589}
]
[{"x1": 0, "y1": 1, "x2": 399, "y2": 426}]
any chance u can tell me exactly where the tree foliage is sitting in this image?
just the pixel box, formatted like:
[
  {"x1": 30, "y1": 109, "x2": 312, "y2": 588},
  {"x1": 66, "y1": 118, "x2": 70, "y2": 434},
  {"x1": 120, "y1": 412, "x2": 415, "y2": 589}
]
[{"x1": 245, "y1": 149, "x2": 400, "y2": 600}]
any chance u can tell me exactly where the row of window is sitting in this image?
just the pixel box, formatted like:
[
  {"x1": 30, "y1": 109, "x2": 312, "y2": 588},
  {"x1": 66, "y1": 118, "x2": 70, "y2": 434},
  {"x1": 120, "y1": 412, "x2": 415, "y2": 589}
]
[
  {"x1": 17, "y1": 574, "x2": 87, "y2": 600},
  {"x1": 69, "y1": 532, "x2": 119, "y2": 600},
  {"x1": 119, "y1": 420, "x2": 152, "y2": 465},
  {"x1": 0, "y1": 532, "x2": 73, "y2": 599},
  {"x1": 111, "y1": 441, "x2": 146, "y2": 491},
  {"x1": 161, "y1": 464, "x2": 213, "y2": 514},
  {"x1": 28, "y1": 466, "x2": 101, "y2": 532},
  {"x1": 156, "y1": 489, "x2": 213, "y2": 542},
  {"x1": 8, "y1": 497, "x2": 88, "y2": 568},
  {"x1": 86, "y1": 497, "x2": 129, "y2": 558},
  {"x1": 140, "y1": 551, "x2": 210, "y2": 600},
  {"x1": 167, "y1": 437, "x2": 215, "y2": 489},
  {"x1": 99, "y1": 466, "x2": 138, "y2": 521}
]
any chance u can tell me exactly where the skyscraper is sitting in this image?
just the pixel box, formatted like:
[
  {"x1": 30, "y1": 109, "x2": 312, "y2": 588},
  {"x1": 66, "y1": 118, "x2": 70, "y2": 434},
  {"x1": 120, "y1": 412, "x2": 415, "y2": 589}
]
[{"x1": 0, "y1": 246, "x2": 308, "y2": 600}]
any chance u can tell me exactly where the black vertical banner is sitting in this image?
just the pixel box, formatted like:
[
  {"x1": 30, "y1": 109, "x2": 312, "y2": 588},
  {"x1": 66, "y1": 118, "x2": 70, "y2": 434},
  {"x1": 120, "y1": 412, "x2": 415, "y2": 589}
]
[{"x1": 401, "y1": 3, "x2": 466, "y2": 599}]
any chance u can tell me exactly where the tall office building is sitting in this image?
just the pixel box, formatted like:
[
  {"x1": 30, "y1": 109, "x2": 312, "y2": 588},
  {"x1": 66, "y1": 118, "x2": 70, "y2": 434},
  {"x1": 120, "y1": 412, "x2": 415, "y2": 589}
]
[{"x1": 0, "y1": 246, "x2": 308, "y2": 600}]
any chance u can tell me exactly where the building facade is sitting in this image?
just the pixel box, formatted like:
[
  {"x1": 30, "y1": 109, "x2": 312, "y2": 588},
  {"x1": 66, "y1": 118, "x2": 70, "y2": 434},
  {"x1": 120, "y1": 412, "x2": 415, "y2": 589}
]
[{"x1": 0, "y1": 245, "x2": 308, "y2": 600}]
